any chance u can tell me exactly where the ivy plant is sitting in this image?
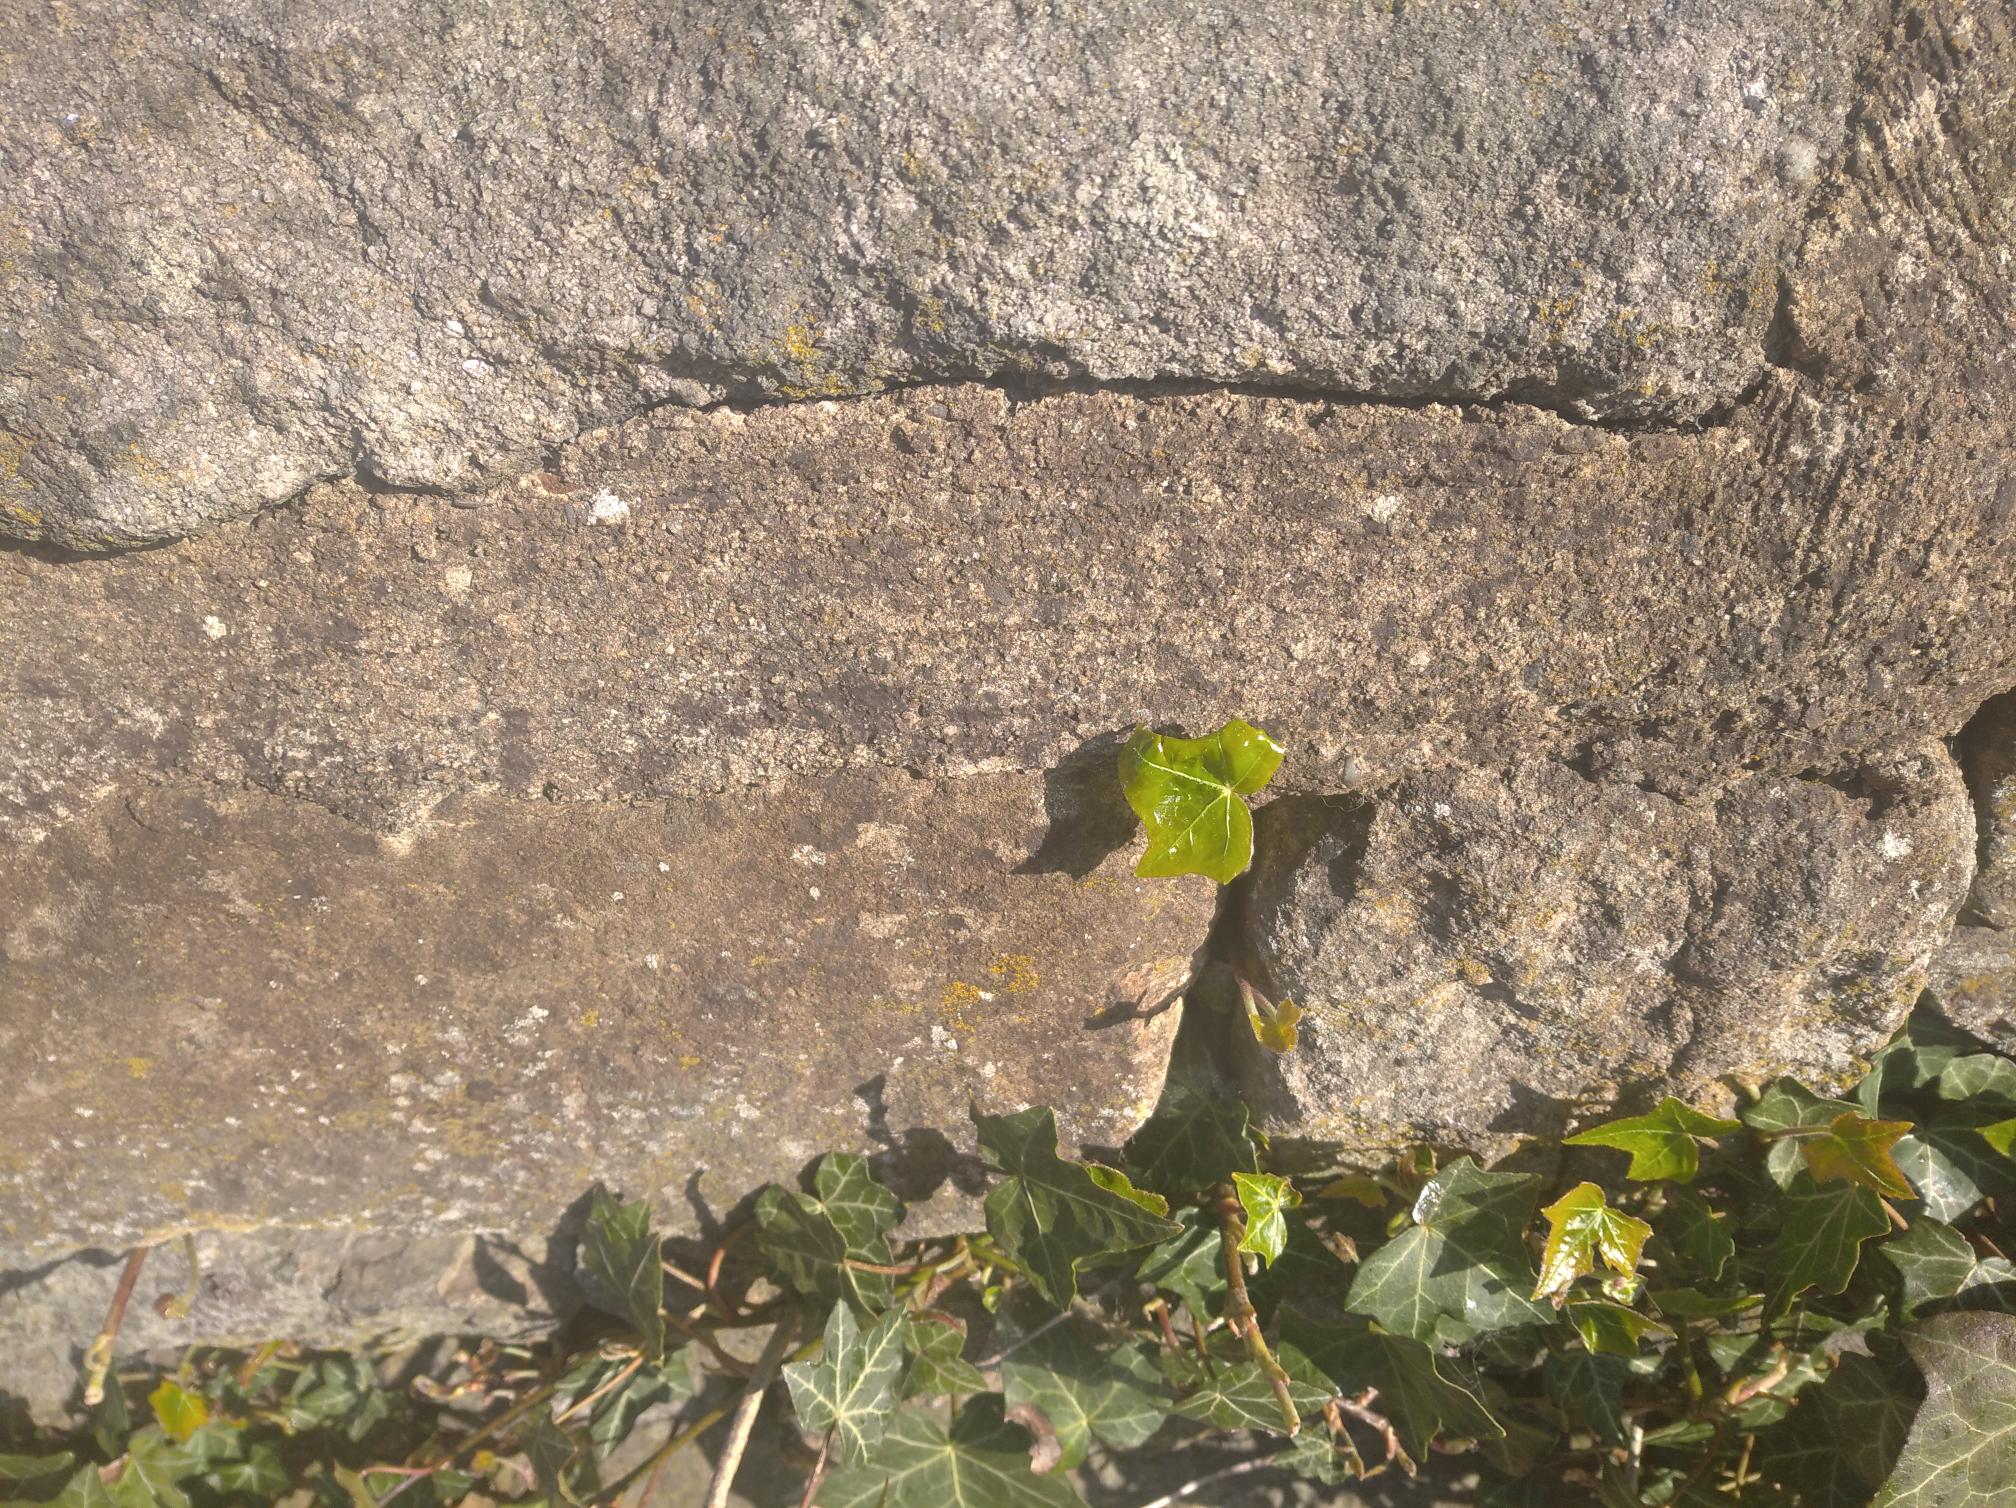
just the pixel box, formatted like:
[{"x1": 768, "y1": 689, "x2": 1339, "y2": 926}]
[{"x1": 17, "y1": 1011, "x2": 2015, "y2": 1508}]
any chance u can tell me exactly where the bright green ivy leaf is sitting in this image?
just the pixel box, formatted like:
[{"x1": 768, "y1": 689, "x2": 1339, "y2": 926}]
[
  {"x1": 1533, "y1": 1184, "x2": 1652, "y2": 1304},
  {"x1": 1544, "y1": 1350, "x2": 1631, "y2": 1445},
  {"x1": 1345, "y1": 1158, "x2": 1548, "y2": 1343},
  {"x1": 1803, "y1": 1113, "x2": 1916, "y2": 1199},
  {"x1": 581, "y1": 1191, "x2": 666, "y2": 1362},
  {"x1": 1767, "y1": 1174, "x2": 1889, "y2": 1317},
  {"x1": 1084, "y1": 1163, "x2": 1169, "y2": 1216},
  {"x1": 1565, "y1": 1299, "x2": 1670, "y2": 1356},
  {"x1": 817, "y1": 1395, "x2": 1085, "y2": 1508},
  {"x1": 1123, "y1": 1086, "x2": 1261, "y2": 1197},
  {"x1": 1564, "y1": 1098, "x2": 1739, "y2": 1183},
  {"x1": 1118, "y1": 718, "x2": 1283, "y2": 884},
  {"x1": 1287, "y1": 1314, "x2": 1502, "y2": 1458},
  {"x1": 976, "y1": 1106, "x2": 1180, "y2": 1308},
  {"x1": 785, "y1": 1305, "x2": 909, "y2": 1467},
  {"x1": 144, "y1": 1382, "x2": 206, "y2": 1447},
  {"x1": 902, "y1": 1314, "x2": 988, "y2": 1399},
  {"x1": 1646, "y1": 1288, "x2": 1761, "y2": 1321},
  {"x1": 1658, "y1": 1186, "x2": 1736, "y2": 1283},
  {"x1": 1001, "y1": 1318, "x2": 1168, "y2": 1469},
  {"x1": 1167, "y1": 1340, "x2": 1334, "y2": 1435},
  {"x1": 1232, "y1": 1172, "x2": 1301, "y2": 1269},
  {"x1": 1874, "y1": 1311, "x2": 2016, "y2": 1508}
]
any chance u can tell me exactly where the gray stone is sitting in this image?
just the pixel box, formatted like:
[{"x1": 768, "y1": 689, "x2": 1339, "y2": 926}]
[
  {"x1": 0, "y1": 776, "x2": 1205, "y2": 1268},
  {"x1": 1959, "y1": 693, "x2": 2016, "y2": 929},
  {"x1": 1927, "y1": 926, "x2": 2016, "y2": 1052},
  {"x1": 0, "y1": 1228, "x2": 576, "y2": 1429},
  {"x1": 2, "y1": 0, "x2": 1884, "y2": 547},
  {"x1": 1234, "y1": 749, "x2": 1977, "y2": 1150}
]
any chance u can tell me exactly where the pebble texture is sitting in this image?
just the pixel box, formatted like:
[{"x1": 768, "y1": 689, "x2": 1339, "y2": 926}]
[
  {"x1": 1237, "y1": 750, "x2": 1977, "y2": 1148},
  {"x1": 0, "y1": 777, "x2": 1203, "y2": 1266},
  {"x1": 2, "y1": 0, "x2": 1881, "y2": 547}
]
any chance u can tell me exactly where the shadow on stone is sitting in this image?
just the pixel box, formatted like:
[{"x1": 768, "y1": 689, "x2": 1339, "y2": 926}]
[
  {"x1": 1015, "y1": 731, "x2": 1137, "y2": 878},
  {"x1": 853, "y1": 1074, "x2": 992, "y2": 1206}
]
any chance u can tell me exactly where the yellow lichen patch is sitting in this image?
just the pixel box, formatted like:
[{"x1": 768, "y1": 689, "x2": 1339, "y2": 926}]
[
  {"x1": 577, "y1": 1008, "x2": 600, "y2": 1029},
  {"x1": 679, "y1": 1054, "x2": 702, "y2": 1069},
  {"x1": 940, "y1": 979, "x2": 983, "y2": 1036},
  {"x1": 126, "y1": 1057, "x2": 152, "y2": 1079},
  {"x1": 988, "y1": 953, "x2": 1040, "y2": 994}
]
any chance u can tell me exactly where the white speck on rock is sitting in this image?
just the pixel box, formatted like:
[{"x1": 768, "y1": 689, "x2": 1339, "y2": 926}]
[
  {"x1": 201, "y1": 615, "x2": 227, "y2": 639},
  {"x1": 589, "y1": 489, "x2": 631, "y2": 524},
  {"x1": 443, "y1": 565, "x2": 473, "y2": 595},
  {"x1": 1366, "y1": 493, "x2": 1404, "y2": 525},
  {"x1": 1878, "y1": 829, "x2": 1914, "y2": 861}
]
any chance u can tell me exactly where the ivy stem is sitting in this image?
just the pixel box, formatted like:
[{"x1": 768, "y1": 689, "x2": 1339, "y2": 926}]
[
  {"x1": 1213, "y1": 1186, "x2": 1300, "y2": 1437},
  {"x1": 376, "y1": 1379, "x2": 560, "y2": 1505},
  {"x1": 797, "y1": 1426, "x2": 834, "y2": 1508},
  {"x1": 553, "y1": 1351, "x2": 645, "y2": 1425},
  {"x1": 83, "y1": 1245, "x2": 151, "y2": 1407},
  {"x1": 701, "y1": 1311, "x2": 801, "y2": 1508}
]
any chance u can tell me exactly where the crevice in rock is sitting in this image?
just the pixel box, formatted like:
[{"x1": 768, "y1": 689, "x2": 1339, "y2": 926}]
[{"x1": 1955, "y1": 686, "x2": 2016, "y2": 928}]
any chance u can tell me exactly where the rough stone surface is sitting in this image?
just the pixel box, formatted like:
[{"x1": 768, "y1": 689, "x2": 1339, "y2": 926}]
[
  {"x1": 1928, "y1": 926, "x2": 2016, "y2": 1051},
  {"x1": 0, "y1": 1229, "x2": 575, "y2": 1429},
  {"x1": 1959, "y1": 692, "x2": 2016, "y2": 929},
  {"x1": 2, "y1": 0, "x2": 1884, "y2": 547},
  {"x1": 1235, "y1": 751, "x2": 1977, "y2": 1149},
  {"x1": 0, "y1": 775, "x2": 1203, "y2": 1266}
]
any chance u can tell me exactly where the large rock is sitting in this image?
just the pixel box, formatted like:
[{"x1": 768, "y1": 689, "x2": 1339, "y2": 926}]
[
  {"x1": 1235, "y1": 750, "x2": 1977, "y2": 1149},
  {"x1": 1959, "y1": 693, "x2": 2016, "y2": 929},
  {"x1": 2, "y1": 0, "x2": 1884, "y2": 547},
  {"x1": 1928, "y1": 927, "x2": 2016, "y2": 1052},
  {"x1": 0, "y1": 775, "x2": 1205, "y2": 1266},
  {"x1": 0, "y1": 1229, "x2": 577, "y2": 1430}
]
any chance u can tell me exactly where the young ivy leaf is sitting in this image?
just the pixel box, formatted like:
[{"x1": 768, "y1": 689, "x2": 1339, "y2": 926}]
[
  {"x1": 816, "y1": 1395, "x2": 1084, "y2": 1508},
  {"x1": 1239, "y1": 980, "x2": 1303, "y2": 1055},
  {"x1": 977, "y1": 1106, "x2": 1180, "y2": 1309},
  {"x1": 146, "y1": 1380, "x2": 208, "y2": 1444},
  {"x1": 1562, "y1": 1098, "x2": 1740, "y2": 1183},
  {"x1": 1802, "y1": 1113, "x2": 1916, "y2": 1200},
  {"x1": 784, "y1": 1305, "x2": 908, "y2": 1467},
  {"x1": 581, "y1": 1190, "x2": 666, "y2": 1362},
  {"x1": 1118, "y1": 718, "x2": 1284, "y2": 884},
  {"x1": 1123, "y1": 1085, "x2": 1261, "y2": 1198},
  {"x1": 1533, "y1": 1184, "x2": 1652, "y2": 1304},
  {"x1": 1564, "y1": 1299, "x2": 1671, "y2": 1357},
  {"x1": 1232, "y1": 1173, "x2": 1302, "y2": 1269}
]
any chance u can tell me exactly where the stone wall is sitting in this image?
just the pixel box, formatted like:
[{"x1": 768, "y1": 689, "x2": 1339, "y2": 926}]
[{"x1": 4, "y1": 0, "x2": 2015, "y2": 1423}]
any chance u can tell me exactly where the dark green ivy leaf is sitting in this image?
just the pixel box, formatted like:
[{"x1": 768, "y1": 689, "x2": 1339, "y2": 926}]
[
  {"x1": 1122, "y1": 1085, "x2": 1261, "y2": 1197},
  {"x1": 1167, "y1": 1341, "x2": 1334, "y2": 1435},
  {"x1": 902, "y1": 1314, "x2": 988, "y2": 1400},
  {"x1": 756, "y1": 1154, "x2": 905, "y2": 1311},
  {"x1": 283, "y1": 1357, "x2": 391, "y2": 1443},
  {"x1": 1288, "y1": 1314, "x2": 1503, "y2": 1458},
  {"x1": 1878, "y1": 1219, "x2": 2016, "y2": 1320},
  {"x1": 106, "y1": 1428, "x2": 192, "y2": 1508},
  {"x1": 1874, "y1": 1311, "x2": 2016, "y2": 1507},
  {"x1": 817, "y1": 1394, "x2": 1085, "y2": 1508},
  {"x1": 581, "y1": 1190, "x2": 666, "y2": 1362},
  {"x1": 1001, "y1": 1317, "x2": 1168, "y2": 1469},
  {"x1": 1755, "y1": 1351, "x2": 1918, "y2": 1508},
  {"x1": 1345, "y1": 1158, "x2": 1548, "y2": 1343},
  {"x1": 976, "y1": 1106, "x2": 1179, "y2": 1308},
  {"x1": 784, "y1": 1304, "x2": 908, "y2": 1467},
  {"x1": 1745, "y1": 1080, "x2": 1862, "y2": 1189},
  {"x1": 0, "y1": 1451, "x2": 76, "y2": 1490},
  {"x1": 1135, "y1": 1209, "x2": 1226, "y2": 1320},
  {"x1": 1767, "y1": 1173, "x2": 1889, "y2": 1317},
  {"x1": 1658, "y1": 1186, "x2": 1736, "y2": 1283},
  {"x1": 1564, "y1": 1300, "x2": 1670, "y2": 1357},
  {"x1": 1118, "y1": 718, "x2": 1284, "y2": 884},
  {"x1": 1543, "y1": 1350, "x2": 1632, "y2": 1446}
]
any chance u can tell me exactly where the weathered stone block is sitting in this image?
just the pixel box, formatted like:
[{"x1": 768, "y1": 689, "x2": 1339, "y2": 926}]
[
  {"x1": 4, "y1": 0, "x2": 1883, "y2": 546},
  {"x1": 1959, "y1": 692, "x2": 2016, "y2": 930},
  {"x1": 1233, "y1": 748, "x2": 1976, "y2": 1150},
  {"x1": 0, "y1": 776, "x2": 1206, "y2": 1267},
  {"x1": 1928, "y1": 926, "x2": 2016, "y2": 1052}
]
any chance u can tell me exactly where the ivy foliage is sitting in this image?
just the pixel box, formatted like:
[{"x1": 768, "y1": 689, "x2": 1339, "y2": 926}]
[
  {"x1": 1118, "y1": 717, "x2": 1283, "y2": 883},
  {"x1": 11, "y1": 1015, "x2": 2016, "y2": 1508}
]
